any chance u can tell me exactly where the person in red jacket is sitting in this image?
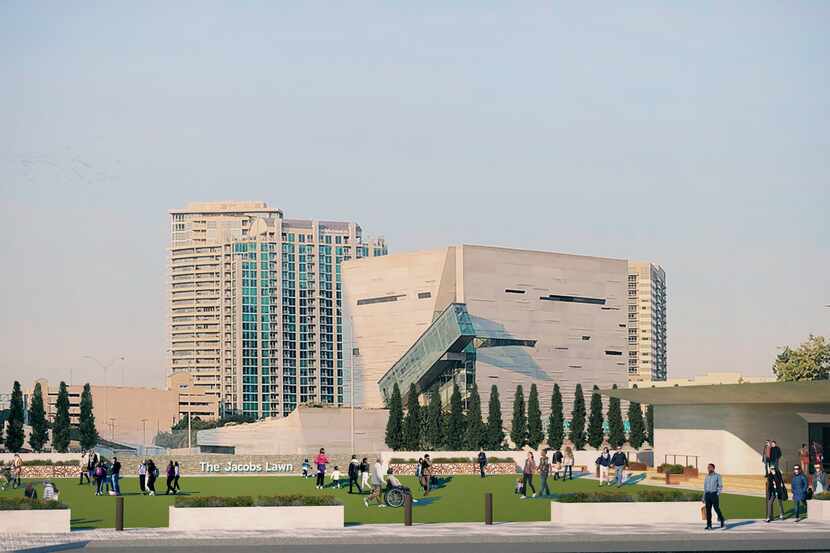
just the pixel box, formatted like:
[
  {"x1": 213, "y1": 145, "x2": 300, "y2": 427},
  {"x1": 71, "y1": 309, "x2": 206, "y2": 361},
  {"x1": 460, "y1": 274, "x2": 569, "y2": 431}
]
[{"x1": 313, "y1": 448, "x2": 329, "y2": 490}]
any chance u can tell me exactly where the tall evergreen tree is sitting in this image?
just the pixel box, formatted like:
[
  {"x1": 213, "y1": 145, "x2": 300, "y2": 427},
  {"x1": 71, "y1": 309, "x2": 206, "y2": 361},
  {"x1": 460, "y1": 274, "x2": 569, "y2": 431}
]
[
  {"x1": 569, "y1": 383, "x2": 587, "y2": 450},
  {"x1": 424, "y1": 387, "x2": 444, "y2": 450},
  {"x1": 510, "y1": 385, "x2": 527, "y2": 449},
  {"x1": 526, "y1": 383, "x2": 544, "y2": 449},
  {"x1": 547, "y1": 383, "x2": 564, "y2": 450},
  {"x1": 587, "y1": 385, "x2": 605, "y2": 449},
  {"x1": 28, "y1": 382, "x2": 48, "y2": 452},
  {"x1": 485, "y1": 385, "x2": 505, "y2": 450},
  {"x1": 645, "y1": 404, "x2": 655, "y2": 446},
  {"x1": 465, "y1": 384, "x2": 485, "y2": 450},
  {"x1": 78, "y1": 383, "x2": 98, "y2": 450},
  {"x1": 51, "y1": 381, "x2": 71, "y2": 453},
  {"x1": 385, "y1": 383, "x2": 404, "y2": 450},
  {"x1": 402, "y1": 383, "x2": 422, "y2": 450},
  {"x1": 4, "y1": 381, "x2": 25, "y2": 452},
  {"x1": 627, "y1": 400, "x2": 646, "y2": 449},
  {"x1": 446, "y1": 383, "x2": 466, "y2": 450},
  {"x1": 606, "y1": 383, "x2": 626, "y2": 448}
]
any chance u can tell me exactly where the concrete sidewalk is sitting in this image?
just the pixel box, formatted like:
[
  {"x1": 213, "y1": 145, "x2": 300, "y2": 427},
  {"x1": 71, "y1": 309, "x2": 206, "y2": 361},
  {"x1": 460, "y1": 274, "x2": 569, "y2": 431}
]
[{"x1": 3, "y1": 519, "x2": 829, "y2": 552}]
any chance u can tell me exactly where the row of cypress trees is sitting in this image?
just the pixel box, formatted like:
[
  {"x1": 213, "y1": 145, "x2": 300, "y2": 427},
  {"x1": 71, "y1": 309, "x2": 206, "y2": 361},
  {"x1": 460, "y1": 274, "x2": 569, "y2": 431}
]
[
  {"x1": 2, "y1": 381, "x2": 97, "y2": 453},
  {"x1": 385, "y1": 381, "x2": 654, "y2": 451}
]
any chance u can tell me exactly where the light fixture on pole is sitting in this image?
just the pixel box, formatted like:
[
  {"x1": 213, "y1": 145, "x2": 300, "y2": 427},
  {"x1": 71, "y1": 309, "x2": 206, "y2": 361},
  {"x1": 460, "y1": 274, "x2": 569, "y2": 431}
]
[{"x1": 82, "y1": 355, "x2": 126, "y2": 419}]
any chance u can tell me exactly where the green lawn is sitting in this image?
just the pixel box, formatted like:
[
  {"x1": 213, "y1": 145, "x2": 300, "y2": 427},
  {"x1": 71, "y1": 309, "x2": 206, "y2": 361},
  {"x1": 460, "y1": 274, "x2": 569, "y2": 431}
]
[{"x1": 1, "y1": 475, "x2": 793, "y2": 529}]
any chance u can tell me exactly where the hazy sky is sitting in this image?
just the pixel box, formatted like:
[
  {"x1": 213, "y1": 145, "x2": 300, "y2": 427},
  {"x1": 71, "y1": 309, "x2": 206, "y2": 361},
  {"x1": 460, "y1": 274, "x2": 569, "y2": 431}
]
[{"x1": 1, "y1": 2, "x2": 828, "y2": 391}]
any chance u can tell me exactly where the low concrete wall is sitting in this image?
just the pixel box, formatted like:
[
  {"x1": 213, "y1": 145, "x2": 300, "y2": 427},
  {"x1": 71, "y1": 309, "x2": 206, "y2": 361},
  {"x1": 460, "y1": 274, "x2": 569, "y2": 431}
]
[
  {"x1": 168, "y1": 505, "x2": 344, "y2": 530},
  {"x1": 550, "y1": 501, "x2": 702, "y2": 524},
  {"x1": 808, "y1": 500, "x2": 830, "y2": 522},
  {"x1": 0, "y1": 510, "x2": 71, "y2": 533}
]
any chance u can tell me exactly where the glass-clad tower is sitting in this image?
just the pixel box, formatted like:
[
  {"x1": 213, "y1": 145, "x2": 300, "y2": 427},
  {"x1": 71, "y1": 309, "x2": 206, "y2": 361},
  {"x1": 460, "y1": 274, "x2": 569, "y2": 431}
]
[{"x1": 169, "y1": 202, "x2": 386, "y2": 419}]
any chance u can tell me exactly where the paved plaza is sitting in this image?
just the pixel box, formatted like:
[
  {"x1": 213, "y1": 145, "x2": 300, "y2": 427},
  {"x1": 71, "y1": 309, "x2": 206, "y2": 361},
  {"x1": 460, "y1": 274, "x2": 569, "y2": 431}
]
[{"x1": 3, "y1": 520, "x2": 830, "y2": 552}]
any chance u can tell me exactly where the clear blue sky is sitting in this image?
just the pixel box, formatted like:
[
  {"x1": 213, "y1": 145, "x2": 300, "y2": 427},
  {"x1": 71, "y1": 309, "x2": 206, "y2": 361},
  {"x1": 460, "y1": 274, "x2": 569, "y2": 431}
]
[{"x1": 1, "y1": 1, "x2": 828, "y2": 390}]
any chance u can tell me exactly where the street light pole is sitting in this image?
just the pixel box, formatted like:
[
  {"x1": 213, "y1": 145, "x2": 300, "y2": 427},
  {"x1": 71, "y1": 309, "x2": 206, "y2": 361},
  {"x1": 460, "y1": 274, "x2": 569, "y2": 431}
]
[
  {"x1": 82, "y1": 355, "x2": 126, "y2": 418},
  {"x1": 350, "y1": 316, "x2": 356, "y2": 454},
  {"x1": 140, "y1": 418, "x2": 148, "y2": 448}
]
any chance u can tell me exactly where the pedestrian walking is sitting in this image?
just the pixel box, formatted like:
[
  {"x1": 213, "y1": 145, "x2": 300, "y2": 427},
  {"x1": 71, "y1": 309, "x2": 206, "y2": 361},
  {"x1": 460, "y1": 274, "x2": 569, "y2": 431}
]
[
  {"x1": 364, "y1": 457, "x2": 386, "y2": 508},
  {"x1": 420, "y1": 454, "x2": 433, "y2": 496},
  {"x1": 762, "y1": 439, "x2": 771, "y2": 474},
  {"x1": 359, "y1": 457, "x2": 370, "y2": 492},
  {"x1": 563, "y1": 446, "x2": 575, "y2": 480},
  {"x1": 11, "y1": 454, "x2": 22, "y2": 489},
  {"x1": 301, "y1": 459, "x2": 310, "y2": 478},
  {"x1": 94, "y1": 461, "x2": 107, "y2": 496},
  {"x1": 799, "y1": 444, "x2": 810, "y2": 475},
  {"x1": 551, "y1": 448, "x2": 564, "y2": 480},
  {"x1": 165, "y1": 461, "x2": 176, "y2": 495},
  {"x1": 79, "y1": 451, "x2": 90, "y2": 485},
  {"x1": 703, "y1": 463, "x2": 726, "y2": 530},
  {"x1": 348, "y1": 455, "x2": 360, "y2": 493},
  {"x1": 173, "y1": 461, "x2": 181, "y2": 493},
  {"x1": 146, "y1": 459, "x2": 158, "y2": 496},
  {"x1": 596, "y1": 447, "x2": 611, "y2": 486},
  {"x1": 765, "y1": 468, "x2": 787, "y2": 522},
  {"x1": 611, "y1": 447, "x2": 627, "y2": 487},
  {"x1": 138, "y1": 460, "x2": 147, "y2": 493},
  {"x1": 87, "y1": 452, "x2": 97, "y2": 485},
  {"x1": 768, "y1": 440, "x2": 782, "y2": 472},
  {"x1": 521, "y1": 451, "x2": 537, "y2": 499},
  {"x1": 111, "y1": 457, "x2": 121, "y2": 496},
  {"x1": 813, "y1": 464, "x2": 827, "y2": 494},
  {"x1": 791, "y1": 464, "x2": 809, "y2": 522},
  {"x1": 478, "y1": 450, "x2": 488, "y2": 478},
  {"x1": 538, "y1": 450, "x2": 551, "y2": 497},
  {"x1": 314, "y1": 448, "x2": 329, "y2": 490}
]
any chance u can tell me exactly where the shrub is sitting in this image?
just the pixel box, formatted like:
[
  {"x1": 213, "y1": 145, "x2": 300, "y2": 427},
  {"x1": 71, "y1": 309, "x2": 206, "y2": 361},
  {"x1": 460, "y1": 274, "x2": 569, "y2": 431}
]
[
  {"x1": 658, "y1": 463, "x2": 685, "y2": 474},
  {"x1": 0, "y1": 497, "x2": 68, "y2": 510},
  {"x1": 814, "y1": 492, "x2": 830, "y2": 501},
  {"x1": 558, "y1": 489, "x2": 702, "y2": 503},
  {"x1": 175, "y1": 495, "x2": 341, "y2": 508},
  {"x1": 487, "y1": 457, "x2": 517, "y2": 463}
]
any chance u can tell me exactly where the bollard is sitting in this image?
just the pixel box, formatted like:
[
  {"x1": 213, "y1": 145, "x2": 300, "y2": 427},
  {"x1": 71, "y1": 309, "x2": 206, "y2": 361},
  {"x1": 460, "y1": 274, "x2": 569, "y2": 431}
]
[
  {"x1": 484, "y1": 492, "x2": 493, "y2": 525},
  {"x1": 404, "y1": 494, "x2": 413, "y2": 526},
  {"x1": 115, "y1": 496, "x2": 124, "y2": 531}
]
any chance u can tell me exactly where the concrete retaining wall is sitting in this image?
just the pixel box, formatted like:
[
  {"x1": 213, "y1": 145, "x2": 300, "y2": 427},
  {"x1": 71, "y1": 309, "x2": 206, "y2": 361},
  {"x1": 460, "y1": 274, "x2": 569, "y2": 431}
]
[
  {"x1": 0, "y1": 510, "x2": 71, "y2": 533},
  {"x1": 388, "y1": 462, "x2": 517, "y2": 476},
  {"x1": 168, "y1": 505, "x2": 344, "y2": 530},
  {"x1": 550, "y1": 501, "x2": 702, "y2": 524}
]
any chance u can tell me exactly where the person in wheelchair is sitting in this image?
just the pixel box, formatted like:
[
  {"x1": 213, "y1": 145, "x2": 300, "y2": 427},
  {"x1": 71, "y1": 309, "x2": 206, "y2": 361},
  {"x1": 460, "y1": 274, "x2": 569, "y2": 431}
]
[{"x1": 384, "y1": 468, "x2": 418, "y2": 508}]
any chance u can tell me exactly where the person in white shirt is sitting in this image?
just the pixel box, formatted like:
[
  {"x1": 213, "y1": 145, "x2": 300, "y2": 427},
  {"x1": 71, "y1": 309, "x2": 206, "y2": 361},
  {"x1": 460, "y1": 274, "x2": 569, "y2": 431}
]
[
  {"x1": 330, "y1": 466, "x2": 342, "y2": 488},
  {"x1": 364, "y1": 458, "x2": 386, "y2": 507},
  {"x1": 43, "y1": 481, "x2": 59, "y2": 501}
]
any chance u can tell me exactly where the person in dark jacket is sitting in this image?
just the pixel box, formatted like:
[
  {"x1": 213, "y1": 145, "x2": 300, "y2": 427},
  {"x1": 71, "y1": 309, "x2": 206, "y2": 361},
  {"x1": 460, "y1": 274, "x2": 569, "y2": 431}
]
[
  {"x1": 791, "y1": 465, "x2": 809, "y2": 522},
  {"x1": 478, "y1": 450, "x2": 488, "y2": 478},
  {"x1": 765, "y1": 468, "x2": 787, "y2": 522},
  {"x1": 348, "y1": 455, "x2": 360, "y2": 493},
  {"x1": 768, "y1": 441, "x2": 782, "y2": 471},
  {"x1": 551, "y1": 449, "x2": 564, "y2": 480},
  {"x1": 611, "y1": 447, "x2": 628, "y2": 487},
  {"x1": 111, "y1": 457, "x2": 122, "y2": 496},
  {"x1": 146, "y1": 459, "x2": 158, "y2": 496},
  {"x1": 23, "y1": 483, "x2": 37, "y2": 500},
  {"x1": 165, "y1": 461, "x2": 176, "y2": 495},
  {"x1": 596, "y1": 447, "x2": 611, "y2": 486}
]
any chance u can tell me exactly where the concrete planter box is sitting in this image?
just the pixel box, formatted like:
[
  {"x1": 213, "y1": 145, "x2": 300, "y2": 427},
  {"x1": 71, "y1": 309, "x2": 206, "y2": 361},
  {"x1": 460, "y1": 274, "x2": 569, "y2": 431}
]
[
  {"x1": 0, "y1": 509, "x2": 71, "y2": 533},
  {"x1": 807, "y1": 500, "x2": 830, "y2": 522},
  {"x1": 551, "y1": 501, "x2": 702, "y2": 524},
  {"x1": 683, "y1": 467, "x2": 699, "y2": 478},
  {"x1": 168, "y1": 505, "x2": 344, "y2": 530},
  {"x1": 665, "y1": 473, "x2": 689, "y2": 485}
]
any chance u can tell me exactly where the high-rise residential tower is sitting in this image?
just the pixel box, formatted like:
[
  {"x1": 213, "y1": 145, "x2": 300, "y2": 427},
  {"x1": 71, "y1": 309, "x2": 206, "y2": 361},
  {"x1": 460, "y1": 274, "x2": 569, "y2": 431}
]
[
  {"x1": 626, "y1": 261, "x2": 667, "y2": 382},
  {"x1": 169, "y1": 201, "x2": 386, "y2": 418}
]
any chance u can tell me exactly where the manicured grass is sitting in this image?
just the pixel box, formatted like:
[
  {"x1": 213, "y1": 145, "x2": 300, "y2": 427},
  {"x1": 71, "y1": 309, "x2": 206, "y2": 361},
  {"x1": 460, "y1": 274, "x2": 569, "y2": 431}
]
[{"x1": 0, "y1": 475, "x2": 792, "y2": 529}]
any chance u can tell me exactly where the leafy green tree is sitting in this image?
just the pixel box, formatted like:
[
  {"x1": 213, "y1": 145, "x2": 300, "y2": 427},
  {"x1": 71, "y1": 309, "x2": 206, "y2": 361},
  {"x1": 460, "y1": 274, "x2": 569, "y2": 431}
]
[
  {"x1": 645, "y1": 404, "x2": 655, "y2": 446},
  {"x1": 587, "y1": 385, "x2": 605, "y2": 449},
  {"x1": 424, "y1": 387, "x2": 444, "y2": 449},
  {"x1": 28, "y1": 383, "x2": 48, "y2": 452},
  {"x1": 510, "y1": 385, "x2": 527, "y2": 449},
  {"x1": 773, "y1": 335, "x2": 830, "y2": 381},
  {"x1": 606, "y1": 383, "x2": 625, "y2": 448},
  {"x1": 548, "y1": 383, "x2": 564, "y2": 450},
  {"x1": 446, "y1": 383, "x2": 466, "y2": 450},
  {"x1": 78, "y1": 383, "x2": 98, "y2": 450},
  {"x1": 627, "y1": 400, "x2": 646, "y2": 449},
  {"x1": 385, "y1": 383, "x2": 404, "y2": 450},
  {"x1": 402, "y1": 383, "x2": 422, "y2": 450},
  {"x1": 485, "y1": 385, "x2": 505, "y2": 450},
  {"x1": 526, "y1": 383, "x2": 544, "y2": 449},
  {"x1": 52, "y1": 382, "x2": 71, "y2": 453},
  {"x1": 4, "y1": 381, "x2": 25, "y2": 452},
  {"x1": 465, "y1": 384, "x2": 485, "y2": 450},
  {"x1": 569, "y1": 383, "x2": 586, "y2": 450}
]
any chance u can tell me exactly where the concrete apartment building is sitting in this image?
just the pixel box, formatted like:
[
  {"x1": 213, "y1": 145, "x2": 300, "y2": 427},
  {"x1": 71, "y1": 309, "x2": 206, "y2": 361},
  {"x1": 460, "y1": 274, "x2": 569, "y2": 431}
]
[
  {"x1": 169, "y1": 201, "x2": 386, "y2": 419},
  {"x1": 627, "y1": 261, "x2": 667, "y2": 382},
  {"x1": 342, "y1": 245, "x2": 630, "y2": 424}
]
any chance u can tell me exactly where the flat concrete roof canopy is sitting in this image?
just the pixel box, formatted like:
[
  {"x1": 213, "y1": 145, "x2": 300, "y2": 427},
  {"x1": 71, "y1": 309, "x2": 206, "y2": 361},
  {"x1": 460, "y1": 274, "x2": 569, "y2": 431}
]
[{"x1": 602, "y1": 380, "x2": 830, "y2": 405}]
